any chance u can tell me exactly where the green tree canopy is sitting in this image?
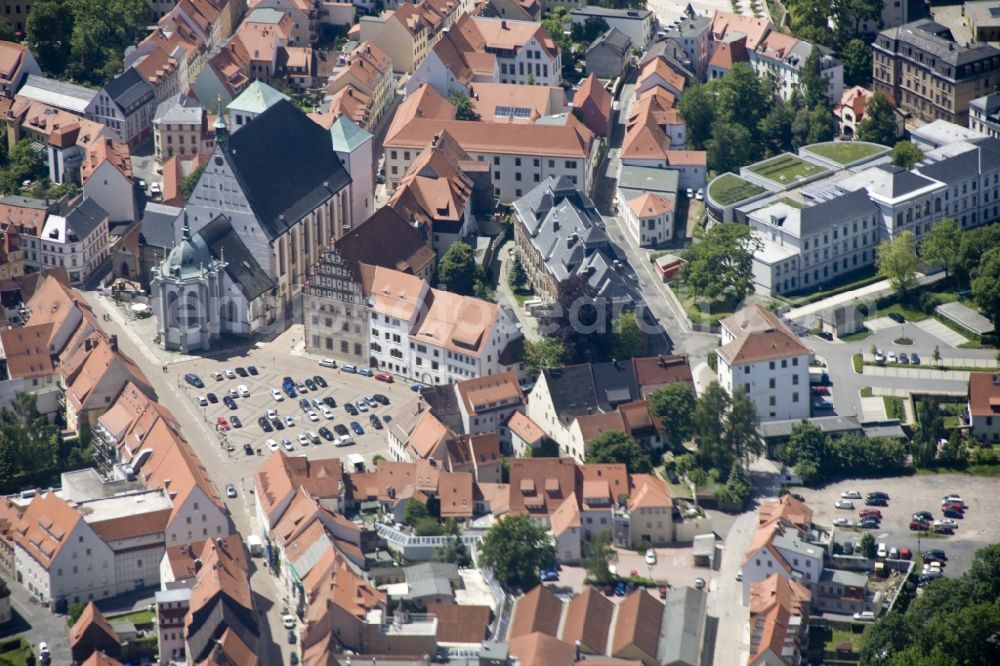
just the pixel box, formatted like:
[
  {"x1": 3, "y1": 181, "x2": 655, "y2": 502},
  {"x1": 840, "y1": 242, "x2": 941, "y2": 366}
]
[
  {"x1": 831, "y1": 0, "x2": 883, "y2": 45},
  {"x1": 919, "y1": 218, "x2": 961, "y2": 277},
  {"x1": 179, "y1": 164, "x2": 206, "y2": 199},
  {"x1": 65, "y1": 0, "x2": 151, "y2": 85},
  {"x1": 692, "y1": 381, "x2": 732, "y2": 475},
  {"x1": 714, "y1": 63, "x2": 769, "y2": 145},
  {"x1": 649, "y1": 382, "x2": 696, "y2": 453},
  {"x1": 806, "y1": 105, "x2": 837, "y2": 145},
  {"x1": 799, "y1": 50, "x2": 829, "y2": 108},
  {"x1": 438, "y1": 242, "x2": 481, "y2": 296},
  {"x1": 857, "y1": 92, "x2": 899, "y2": 146},
  {"x1": 971, "y1": 247, "x2": 1000, "y2": 331},
  {"x1": 539, "y1": 275, "x2": 612, "y2": 364},
  {"x1": 859, "y1": 532, "x2": 876, "y2": 558},
  {"x1": 434, "y1": 519, "x2": 471, "y2": 567},
  {"x1": 522, "y1": 338, "x2": 566, "y2": 376},
  {"x1": 707, "y1": 122, "x2": 754, "y2": 174},
  {"x1": 448, "y1": 91, "x2": 481, "y2": 121},
  {"x1": 891, "y1": 141, "x2": 924, "y2": 169},
  {"x1": 728, "y1": 387, "x2": 764, "y2": 467},
  {"x1": 678, "y1": 223, "x2": 760, "y2": 302},
  {"x1": 581, "y1": 528, "x2": 616, "y2": 583},
  {"x1": 841, "y1": 38, "x2": 873, "y2": 87},
  {"x1": 611, "y1": 311, "x2": 645, "y2": 360},
  {"x1": 586, "y1": 429, "x2": 650, "y2": 473},
  {"x1": 759, "y1": 101, "x2": 795, "y2": 156},
  {"x1": 479, "y1": 513, "x2": 556, "y2": 590},
  {"x1": 677, "y1": 83, "x2": 715, "y2": 150},
  {"x1": 877, "y1": 230, "x2": 919, "y2": 293},
  {"x1": 25, "y1": 0, "x2": 74, "y2": 74}
]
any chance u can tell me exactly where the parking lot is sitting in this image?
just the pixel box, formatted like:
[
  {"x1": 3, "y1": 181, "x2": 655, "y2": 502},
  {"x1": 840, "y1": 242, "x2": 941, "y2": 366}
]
[
  {"x1": 172, "y1": 347, "x2": 419, "y2": 469},
  {"x1": 791, "y1": 474, "x2": 1000, "y2": 576}
]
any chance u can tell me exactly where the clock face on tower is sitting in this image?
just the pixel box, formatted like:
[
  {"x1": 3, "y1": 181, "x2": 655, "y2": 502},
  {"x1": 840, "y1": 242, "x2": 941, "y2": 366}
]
[{"x1": 215, "y1": 156, "x2": 224, "y2": 166}]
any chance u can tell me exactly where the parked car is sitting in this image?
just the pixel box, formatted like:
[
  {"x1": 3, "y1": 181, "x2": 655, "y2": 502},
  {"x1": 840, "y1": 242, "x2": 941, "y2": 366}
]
[
  {"x1": 305, "y1": 378, "x2": 317, "y2": 391},
  {"x1": 237, "y1": 384, "x2": 250, "y2": 397},
  {"x1": 184, "y1": 373, "x2": 204, "y2": 388},
  {"x1": 934, "y1": 518, "x2": 958, "y2": 528},
  {"x1": 297, "y1": 433, "x2": 310, "y2": 447},
  {"x1": 941, "y1": 495, "x2": 965, "y2": 506},
  {"x1": 645, "y1": 549, "x2": 656, "y2": 565},
  {"x1": 857, "y1": 519, "x2": 880, "y2": 529},
  {"x1": 887, "y1": 352, "x2": 898, "y2": 363},
  {"x1": 889, "y1": 546, "x2": 899, "y2": 559},
  {"x1": 887, "y1": 312, "x2": 905, "y2": 324},
  {"x1": 812, "y1": 398, "x2": 833, "y2": 410},
  {"x1": 287, "y1": 629, "x2": 297, "y2": 644},
  {"x1": 910, "y1": 353, "x2": 921, "y2": 365},
  {"x1": 898, "y1": 548, "x2": 912, "y2": 560},
  {"x1": 812, "y1": 385, "x2": 830, "y2": 395},
  {"x1": 410, "y1": 383, "x2": 425, "y2": 392},
  {"x1": 216, "y1": 416, "x2": 231, "y2": 431},
  {"x1": 225, "y1": 483, "x2": 237, "y2": 498},
  {"x1": 695, "y1": 188, "x2": 704, "y2": 200},
  {"x1": 942, "y1": 501, "x2": 965, "y2": 513},
  {"x1": 282, "y1": 614, "x2": 296, "y2": 629},
  {"x1": 267, "y1": 439, "x2": 280, "y2": 452},
  {"x1": 355, "y1": 400, "x2": 368, "y2": 412},
  {"x1": 223, "y1": 369, "x2": 236, "y2": 379},
  {"x1": 933, "y1": 524, "x2": 954, "y2": 535},
  {"x1": 271, "y1": 388, "x2": 284, "y2": 401},
  {"x1": 842, "y1": 542, "x2": 854, "y2": 555},
  {"x1": 374, "y1": 372, "x2": 394, "y2": 383},
  {"x1": 351, "y1": 421, "x2": 365, "y2": 435},
  {"x1": 319, "y1": 358, "x2": 337, "y2": 368},
  {"x1": 942, "y1": 508, "x2": 964, "y2": 519},
  {"x1": 318, "y1": 426, "x2": 334, "y2": 441},
  {"x1": 345, "y1": 403, "x2": 359, "y2": 416},
  {"x1": 284, "y1": 385, "x2": 297, "y2": 398},
  {"x1": 910, "y1": 520, "x2": 930, "y2": 531},
  {"x1": 341, "y1": 364, "x2": 357, "y2": 374},
  {"x1": 235, "y1": 367, "x2": 248, "y2": 377},
  {"x1": 539, "y1": 568, "x2": 559, "y2": 582},
  {"x1": 369, "y1": 415, "x2": 383, "y2": 429},
  {"x1": 358, "y1": 368, "x2": 373, "y2": 377},
  {"x1": 835, "y1": 499, "x2": 855, "y2": 509},
  {"x1": 373, "y1": 394, "x2": 390, "y2": 405},
  {"x1": 334, "y1": 424, "x2": 349, "y2": 436},
  {"x1": 859, "y1": 509, "x2": 882, "y2": 519},
  {"x1": 313, "y1": 375, "x2": 328, "y2": 388},
  {"x1": 230, "y1": 416, "x2": 242, "y2": 428},
  {"x1": 877, "y1": 542, "x2": 887, "y2": 558},
  {"x1": 258, "y1": 417, "x2": 273, "y2": 432},
  {"x1": 898, "y1": 352, "x2": 909, "y2": 364},
  {"x1": 865, "y1": 497, "x2": 888, "y2": 506},
  {"x1": 248, "y1": 366, "x2": 259, "y2": 376},
  {"x1": 242, "y1": 443, "x2": 254, "y2": 456},
  {"x1": 272, "y1": 418, "x2": 285, "y2": 431},
  {"x1": 923, "y1": 549, "x2": 947, "y2": 562},
  {"x1": 223, "y1": 396, "x2": 237, "y2": 410},
  {"x1": 323, "y1": 396, "x2": 337, "y2": 408},
  {"x1": 614, "y1": 582, "x2": 626, "y2": 596},
  {"x1": 210, "y1": 371, "x2": 224, "y2": 381},
  {"x1": 694, "y1": 577, "x2": 706, "y2": 590},
  {"x1": 307, "y1": 410, "x2": 319, "y2": 422},
  {"x1": 833, "y1": 517, "x2": 852, "y2": 527},
  {"x1": 912, "y1": 511, "x2": 933, "y2": 522},
  {"x1": 281, "y1": 438, "x2": 294, "y2": 452},
  {"x1": 867, "y1": 491, "x2": 890, "y2": 499},
  {"x1": 874, "y1": 349, "x2": 886, "y2": 363},
  {"x1": 841, "y1": 490, "x2": 862, "y2": 499},
  {"x1": 207, "y1": 393, "x2": 218, "y2": 404},
  {"x1": 853, "y1": 611, "x2": 877, "y2": 622},
  {"x1": 299, "y1": 398, "x2": 310, "y2": 411}
]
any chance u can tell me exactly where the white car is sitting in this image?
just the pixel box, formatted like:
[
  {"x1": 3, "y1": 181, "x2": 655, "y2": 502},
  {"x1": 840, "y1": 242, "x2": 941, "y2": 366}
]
[
  {"x1": 841, "y1": 490, "x2": 862, "y2": 499},
  {"x1": 307, "y1": 430, "x2": 320, "y2": 443},
  {"x1": 282, "y1": 614, "x2": 296, "y2": 629},
  {"x1": 224, "y1": 369, "x2": 236, "y2": 379},
  {"x1": 297, "y1": 433, "x2": 310, "y2": 446},
  {"x1": 337, "y1": 434, "x2": 353, "y2": 446},
  {"x1": 833, "y1": 517, "x2": 852, "y2": 527},
  {"x1": 319, "y1": 358, "x2": 337, "y2": 368},
  {"x1": 853, "y1": 611, "x2": 876, "y2": 622},
  {"x1": 210, "y1": 371, "x2": 224, "y2": 380},
  {"x1": 296, "y1": 381, "x2": 308, "y2": 393},
  {"x1": 321, "y1": 406, "x2": 334, "y2": 419},
  {"x1": 267, "y1": 409, "x2": 278, "y2": 420},
  {"x1": 942, "y1": 495, "x2": 965, "y2": 506},
  {"x1": 835, "y1": 499, "x2": 855, "y2": 510},
  {"x1": 887, "y1": 352, "x2": 898, "y2": 363},
  {"x1": 645, "y1": 549, "x2": 656, "y2": 565},
  {"x1": 149, "y1": 182, "x2": 162, "y2": 196},
  {"x1": 874, "y1": 350, "x2": 886, "y2": 363},
  {"x1": 284, "y1": 415, "x2": 295, "y2": 427},
  {"x1": 237, "y1": 384, "x2": 250, "y2": 397},
  {"x1": 196, "y1": 395, "x2": 208, "y2": 406},
  {"x1": 686, "y1": 187, "x2": 694, "y2": 198},
  {"x1": 266, "y1": 438, "x2": 280, "y2": 451},
  {"x1": 877, "y1": 542, "x2": 887, "y2": 558},
  {"x1": 281, "y1": 438, "x2": 294, "y2": 452},
  {"x1": 227, "y1": 388, "x2": 238, "y2": 399},
  {"x1": 695, "y1": 188, "x2": 704, "y2": 201},
  {"x1": 307, "y1": 410, "x2": 320, "y2": 422},
  {"x1": 934, "y1": 518, "x2": 958, "y2": 528},
  {"x1": 356, "y1": 400, "x2": 368, "y2": 412},
  {"x1": 271, "y1": 388, "x2": 284, "y2": 401}
]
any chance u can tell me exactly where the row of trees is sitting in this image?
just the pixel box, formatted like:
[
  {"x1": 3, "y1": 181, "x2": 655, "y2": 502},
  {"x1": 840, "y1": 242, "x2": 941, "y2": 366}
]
[
  {"x1": 678, "y1": 61, "x2": 838, "y2": 173},
  {"x1": 0, "y1": 393, "x2": 89, "y2": 494},
  {"x1": 861, "y1": 544, "x2": 1000, "y2": 665},
  {"x1": 26, "y1": 0, "x2": 151, "y2": 86},
  {"x1": 876, "y1": 219, "x2": 1000, "y2": 330},
  {"x1": 779, "y1": 420, "x2": 908, "y2": 485}
]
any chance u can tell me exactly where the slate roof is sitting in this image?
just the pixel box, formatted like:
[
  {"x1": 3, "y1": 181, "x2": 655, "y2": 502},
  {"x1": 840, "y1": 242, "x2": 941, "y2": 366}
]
[
  {"x1": 153, "y1": 93, "x2": 203, "y2": 124},
  {"x1": 588, "y1": 27, "x2": 632, "y2": 57},
  {"x1": 542, "y1": 364, "x2": 599, "y2": 418},
  {"x1": 221, "y1": 99, "x2": 351, "y2": 239},
  {"x1": 198, "y1": 214, "x2": 274, "y2": 299},
  {"x1": 878, "y1": 19, "x2": 1000, "y2": 68},
  {"x1": 104, "y1": 67, "x2": 153, "y2": 111},
  {"x1": 64, "y1": 198, "x2": 108, "y2": 242},
  {"x1": 139, "y1": 203, "x2": 182, "y2": 249}
]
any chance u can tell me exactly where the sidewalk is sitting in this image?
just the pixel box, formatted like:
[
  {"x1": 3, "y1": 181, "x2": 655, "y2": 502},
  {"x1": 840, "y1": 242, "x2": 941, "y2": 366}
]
[
  {"x1": 495, "y1": 241, "x2": 541, "y2": 342},
  {"x1": 785, "y1": 272, "x2": 946, "y2": 323}
]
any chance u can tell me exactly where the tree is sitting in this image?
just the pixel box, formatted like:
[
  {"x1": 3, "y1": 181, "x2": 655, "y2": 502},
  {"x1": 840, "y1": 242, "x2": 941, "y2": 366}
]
[
  {"x1": 65, "y1": 0, "x2": 151, "y2": 85},
  {"x1": 891, "y1": 141, "x2": 924, "y2": 169},
  {"x1": 541, "y1": 7, "x2": 572, "y2": 52},
  {"x1": 438, "y1": 242, "x2": 481, "y2": 296},
  {"x1": 791, "y1": 106, "x2": 812, "y2": 149},
  {"x1": 678, "y1": 222, "x2": 761, "y2": 302},
  {"x1": 611, "y1": 311, "x2": 645, "y2": 360},
  {"x1": 789, "y1": 0, "x2": 832, "y2": 46},
  {"x1": 572, "y1": 16, "x2": 609, "y2": 43},
  {"x1": 714, "y1": 64, "x2": 769, "y2": 145},
  {"x1": 759, "y1": 101, "x2": 795, "y2": 156},
  {"x1": 67, "y1": 602, "x2": 87, "y2": 626},
  {"x1": 522, "y1": 338, "x2": 566, "y2": 376},
  {"x1": 413, "y1": 517, "x2": 445, "y2": 536},
  {"x1": 179, "y1": 164, "x2": 206, "y2": 199},
  {"x1": 448, "y1": 91, "x2": 481, "y2": 121},
  {"x1": 857, "y1": 92, "x2": 899, "y2": 146},
  {"x1": 581, "y1": 528, "x2": 616, "y2": 583},
  {"x1": 0, "y1": 139, "x2": 45, "y2": 195},
  {"x1": 25, "y1": 0, "x2": 74, "y2": 74},
  {"x1": 932, "y1": 345, "x2": 941, "y2": 364},
  {"x1": 649, "y1": 382, "x2": 696, "y2": 453},
  {"x1": 806, "y1": 105, "x2": 836, "y2": 144},
  {"x1": 692, "y1": 382, "x2": 732, "y2": 474},
  {"x1": 831, "y1": 0, "x2": 883, "y2": 45},
  {"x1": 877, "y1": 231, "x2": 919, "y2": 293},
  {"x1": 538, "y1": 275, "x2": 612, "y2": 364},
  {"x1": 587, "y1": 429, "x2": 650, "y2": 473},
  {"x1": 782, "y1": 420, "x2": 830, "y2": 468},
  {"x1": 860, "y1": 532, "x2": 876, "y2": 558},
  {"x1": 799, "y1": 50, "x2": 829, "y2": 108},
  {"x1": 434, "y1": 519, "x2": 471, "y2": 567},
  {"x1": 707, "y1": 121, "x2": 754, "y2": 174},
  {"x1": 678, "y1": 83, "x2": 715, "y2": 150},
  {"x1": 403, "y1": 500, "x2": 428, "y2": 527},
  {"x1": 971, "y1": 248, "x2": 1000, "y2": 331},
  {"x1": 919, "y1": 218, "x2": 961, "y2": 277},
  {"x1": 728, "y1": 387, "x2": 764, "y2": 467},
  {"x1": 478, "y1": 513, "x2": 556, "y2": 590},
  {"x1": 508, "y1": 255, "x2": 526, "y2": 289},
  {"x1": 842, "y1": 38, "x2": 873, "y2": 87}
]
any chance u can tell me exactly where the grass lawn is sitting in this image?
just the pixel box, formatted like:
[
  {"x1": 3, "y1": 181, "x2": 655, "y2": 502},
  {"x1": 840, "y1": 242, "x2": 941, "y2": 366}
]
[
  {"x1": 708, "y1": 173, "x2": 765, "y2": 206},
  {"x1": 512, "y1": 289, "x2": 535, "y2": 307},
  {"x1": 808, "y1": 142, "x2": 886, "y2": 165},
  {"x1": 0, "y1": 639, "x2": 33, "y2": 666},
  {"x1": 884, "y1": 396, "x2": 906, "y2": 420},
  {"x1": 109, "y1": 609, "x2": 155, "y2": 625},
  {"x1": 746, "y1": 153, "x2": 828, "y2": 184},
  {"x1": 916, "y1": 465, "x2": 1000, "y2": 477},
  {"x1": 958, "y1": 340, "x2": 986, "y2": 349},
  {"x1": 809, "y1": 624, "x2": 866, "y2": 661},
  {"x1": 776, "y1": 196, "x2": 804, "y2": 208},
  {"x1": 853, "y1": 354, "x2": 863, "y2": 373},
  {"x1": 870, "y1": 301, "x2": 929, "y2": 322},
  {"x1": 841, "y1": 328, "x2": 872, "y2": 342}
]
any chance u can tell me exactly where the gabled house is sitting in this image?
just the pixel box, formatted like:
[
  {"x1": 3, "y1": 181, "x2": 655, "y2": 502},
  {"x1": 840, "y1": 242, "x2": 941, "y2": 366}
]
[
  {"x1": 585, "y1": 27, "x2": 632, "y2": 79},
  {"x1": 748, "y1": 574, "x2": 811, "y2": 666},
  {"x1": 86, "y1": 68, "x2": 157, "y2": 149},
  {"x1": 0, "y1": 41, "x2": 40, "y2": 98},
  {"x1": 574, "y1": 73, "x2": 612, "y2": 138},
  {"x1": 69, "y1": 601, "x2": 121, "y2": 663},
  {"x1": 968, "y1": 372, "x2": 1000, "y2": 443}
]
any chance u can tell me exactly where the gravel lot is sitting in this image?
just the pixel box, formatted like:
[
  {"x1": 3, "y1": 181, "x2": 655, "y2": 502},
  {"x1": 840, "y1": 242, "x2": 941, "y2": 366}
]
[
  {"x1": 173, "y1": 349, "x2": 419, "y2": 470},
  {"x1": 790, "y1": 474, "x2": 1000, "y2": 576}
]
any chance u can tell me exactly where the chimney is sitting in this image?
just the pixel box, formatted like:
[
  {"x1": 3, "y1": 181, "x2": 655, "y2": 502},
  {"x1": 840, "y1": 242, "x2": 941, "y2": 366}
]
[
  {"x1": 501, "y1": 19, "x2": 508, "y2": 29},
  {"x1": 193, "y1": 558, "x2": 203, "y2": 573}
]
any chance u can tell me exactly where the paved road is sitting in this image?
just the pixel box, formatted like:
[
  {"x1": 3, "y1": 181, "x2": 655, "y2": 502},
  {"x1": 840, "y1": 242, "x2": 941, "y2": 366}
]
[{"x1": 784, "y1": 273, "x2": 945, "y2": 325}]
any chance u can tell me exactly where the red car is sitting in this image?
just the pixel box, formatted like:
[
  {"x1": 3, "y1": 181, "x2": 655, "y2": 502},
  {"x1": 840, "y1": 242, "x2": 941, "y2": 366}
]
[
  {"x1": 942, "y1": 502, "x2": 965, "y2": 513},
  {"x1": 216, "y1": 416, "x2": 231, "y2": 431},
  {"x1": 859, "y1": 509, "x2": 883, "y2": 519},
  {"x1": 909, "y1": 520, "x2": 930, "y2": 531},
  {"x1": 374, "y1": 372, "x2": 394, "y2": 383},
  {"x1": 812, "y1": 385, "x2": 830, "y2": 395}
]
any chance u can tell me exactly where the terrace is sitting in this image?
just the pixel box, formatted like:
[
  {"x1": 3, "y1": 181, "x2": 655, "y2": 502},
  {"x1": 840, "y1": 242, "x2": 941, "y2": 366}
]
[
  {"x1": 805, "y1": 142, "x2": 888, "y2": 166},
  {"x1": 707, "y1": 173, "x2": 766, "y2": 206}
]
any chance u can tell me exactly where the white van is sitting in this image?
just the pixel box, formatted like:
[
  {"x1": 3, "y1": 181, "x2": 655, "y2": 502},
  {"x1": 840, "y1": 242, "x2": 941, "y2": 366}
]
[
  {"x1": 319, "y1": 358, "x2": 337, "y2": 368},
  {"x1": 337, "y1": 434, "x2": 354, "y2": 446}
]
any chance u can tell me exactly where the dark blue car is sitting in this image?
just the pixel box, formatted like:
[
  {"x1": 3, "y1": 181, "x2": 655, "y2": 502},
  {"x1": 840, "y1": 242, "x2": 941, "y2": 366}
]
[{"x1": 350, "y1": 421, "x2": 365, "y2": 435}]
